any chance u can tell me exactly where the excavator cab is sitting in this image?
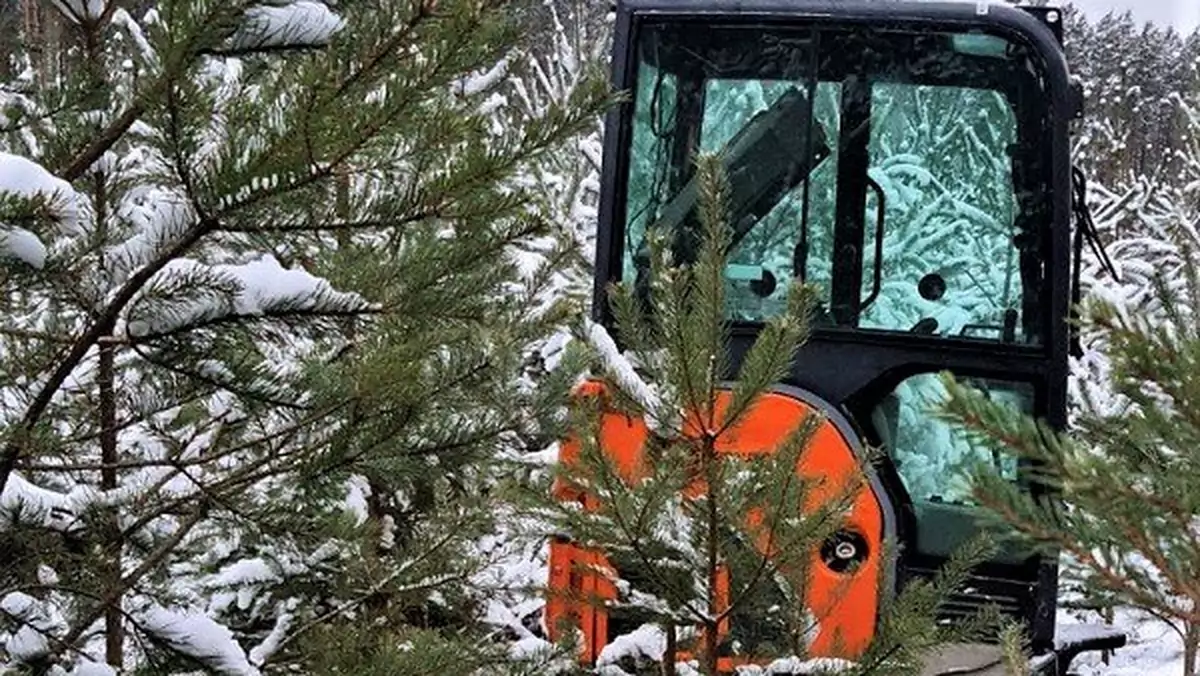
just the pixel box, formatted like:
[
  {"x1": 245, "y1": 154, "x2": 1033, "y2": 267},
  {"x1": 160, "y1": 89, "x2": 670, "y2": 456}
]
[{"x1": 548, "y1": 0, "x2": 1125, "y2": 672}]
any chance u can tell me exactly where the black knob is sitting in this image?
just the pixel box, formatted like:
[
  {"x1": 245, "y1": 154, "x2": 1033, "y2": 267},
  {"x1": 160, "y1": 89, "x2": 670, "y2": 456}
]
[
  {"x1": 918, "y1": 273, "x2": 947, "y2": 301},
  {"x1": 820, "y1": 529, "x2": 869, "y2": 573},
  {"x1": 911, "y1": 317, "x2": 939, "y2": 335},
  {"x1": 750, "y1": 268, "x2": 777, "y2": 298}
]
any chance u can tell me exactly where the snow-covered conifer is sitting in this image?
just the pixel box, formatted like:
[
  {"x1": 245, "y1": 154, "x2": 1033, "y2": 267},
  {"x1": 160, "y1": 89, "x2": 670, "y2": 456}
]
[{"x1": 0, "y1": 0, "x2": 612, "y2": 672}]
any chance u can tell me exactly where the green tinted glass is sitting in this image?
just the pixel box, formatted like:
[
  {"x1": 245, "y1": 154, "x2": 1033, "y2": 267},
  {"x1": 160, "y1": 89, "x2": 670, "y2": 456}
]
[
  {"x1": 871, "y1": 374, "x2": 1029, "y2": 505},
  {"x1": 860, "y1": 84, "x2": 1024, "y2": 340},
  {"x1": 870, "y1": 374, "x2": 1033, "y2": 561},
  {"x1": 620, "y1": 23, "x2": 1049, "y2": 344}
]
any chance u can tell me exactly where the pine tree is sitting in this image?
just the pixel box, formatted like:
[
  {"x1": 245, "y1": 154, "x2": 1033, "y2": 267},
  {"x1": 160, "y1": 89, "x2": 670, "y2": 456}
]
[
  {"x1": 0, "y1": 0, "x2": 612, "y2": 673},
  {"x1": 526, "y1": 154, "x2": 1000, "y2": 676},
  {"x1": 939, "y1": 93, "x2": 1200, "y2": 676},
  {"x1": 1064, "y1": 3, "x2": 1198, "y2": 194}
]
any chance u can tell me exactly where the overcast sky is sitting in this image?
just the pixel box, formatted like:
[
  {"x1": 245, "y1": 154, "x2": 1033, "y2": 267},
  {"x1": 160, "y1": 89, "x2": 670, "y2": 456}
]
[{"x1": 1067, "y1": 0, "x2": 1199, "y2": 35}]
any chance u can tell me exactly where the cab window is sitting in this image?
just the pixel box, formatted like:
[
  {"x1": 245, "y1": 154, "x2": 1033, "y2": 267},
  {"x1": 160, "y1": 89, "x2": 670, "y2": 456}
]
[{"x1": 620, "y1": 24, "x2": 1049, "y2": 345}]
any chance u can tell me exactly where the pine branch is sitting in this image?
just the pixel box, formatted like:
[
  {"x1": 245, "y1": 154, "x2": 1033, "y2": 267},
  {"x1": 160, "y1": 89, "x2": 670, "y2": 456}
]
[
  {"x1": 59, "y1": 103, "x2": 145, "y2": 181},
  {"x1": 127, "y1": 304, "x2": 381, "y2": 344},
  {"x1": 105, "y1": 402, "x2": 349, "y2": 543},
  {"x1": 56, "y1": 505, "x2": 207, "y2": 657},
  {"x1": 977, "y1": 487, "x2": 1199, "y2": 623},
  {"x1": 219, "y1": 211, "x2": 443, "y2": 233},
  {"x1": 581, "y1": 438, "x2": 708, "y2": 622},
  {"x1": 1, "y1": 583, "x2": 143, "y2": 664},
  {"x1": 329, "y1": 0, "x2": 435, "y2": 103},
  {"x1": 0, "y1": 217, "x2": 214, "y2": 498},
  {"x1": 264, "y1": 519, "x2": 467, "y2": 663},
  {"x1": 0, "y1": 326, "x2": 77, "y2": 344},
  {"x1": 713, "y1": 453, "x2": 844, "y2": 626}
]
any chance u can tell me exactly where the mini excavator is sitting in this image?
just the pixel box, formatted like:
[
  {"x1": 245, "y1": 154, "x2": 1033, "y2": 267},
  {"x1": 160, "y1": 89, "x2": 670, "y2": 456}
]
[{"x1": 546, "y1": 1, "x2": 1127, "y2": 673}]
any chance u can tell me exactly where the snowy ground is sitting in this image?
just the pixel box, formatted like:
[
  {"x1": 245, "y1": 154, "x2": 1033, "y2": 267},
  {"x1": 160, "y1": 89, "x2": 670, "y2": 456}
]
[{"x1": 1062, "y1": 608, "x2": 1186, "y2": 675}]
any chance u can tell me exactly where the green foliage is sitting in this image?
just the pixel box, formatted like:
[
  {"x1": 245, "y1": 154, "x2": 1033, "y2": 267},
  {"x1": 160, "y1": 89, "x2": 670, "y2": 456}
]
[
  {"x1": 294, "y1": 624, "x2": 569, "y2": 676},
  {"x1": 998, "y1": 621, "x2": 1031, "y2": 676},
  {"x1": 939, "y1": 240, "x2": 1200, "y2": 670},
  {"x1": 851, "y1": 536, "x2": 1004, "y2": 676},
  {"x1": 0, "y1": 0, "x2": 615, "y2": 672},
  {"x1": 545, "y1": 156, "x2": 843, "y2": 667}
]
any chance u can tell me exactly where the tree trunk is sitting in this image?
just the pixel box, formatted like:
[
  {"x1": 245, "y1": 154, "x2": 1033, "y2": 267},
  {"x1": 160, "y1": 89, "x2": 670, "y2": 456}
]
[
  {"x1": 98, "y1": 342, "x2": 124, "y2": 667},
  {"x1": 662, "y1": 622, "x2": 677, "y2": 676},
  {"x1": 96, "y1": 165, "x2": 124, "y2": 668},
  {"x1": 1184, "y1": 621, "x2": 1199, "y2": 676},
  {"x1": 22, "y1": 0, "x2": 65, "y2": 86},
  {"x1": 701, "y1": 619, "x2": 719, "y2": 676},
  {"x1": 1102, "y1": 605, "x2": 1114, "y2": 665},
  {"x1": 0, "y1": 2, "x2": 19, "y2": 81},
  {"x1": 702, "y1": 436, "x2": 720, "y2": 676}
]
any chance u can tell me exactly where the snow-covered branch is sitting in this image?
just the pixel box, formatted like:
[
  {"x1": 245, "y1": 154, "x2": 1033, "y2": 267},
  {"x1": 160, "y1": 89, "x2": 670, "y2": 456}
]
[
  {"x1": 134, "y1": 601, "x2": 260, "y2": 676},
  {"x1": 584, "y1": 318, "x2": 673, "y2": 433},
  {"x1": 123, "y1": 255, "x2": 371, "y2": 339},
  {"x1": 224, "y1": 2, "x2": 344, "y2": 54},
  {"x1": 47, "y1": 0, "x2": 110, "y2": 25},
  {"x1": 0, "y1": 153, "x2": 87, "y2": 269},
  {"x1": 0, "y1": 473, "x2": 85, "y2": 535}
]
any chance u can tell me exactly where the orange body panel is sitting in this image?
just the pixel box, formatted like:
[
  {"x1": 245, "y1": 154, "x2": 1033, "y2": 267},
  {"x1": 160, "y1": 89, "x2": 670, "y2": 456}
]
[{"x1": 546, "y1": 380, "x2": 885, "y2": 668}]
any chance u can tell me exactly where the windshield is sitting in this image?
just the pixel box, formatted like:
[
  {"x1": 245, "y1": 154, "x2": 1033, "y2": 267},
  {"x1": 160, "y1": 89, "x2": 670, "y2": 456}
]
[{"x1": 620, "y1": 22, "x2": 1052, "y2": 344}]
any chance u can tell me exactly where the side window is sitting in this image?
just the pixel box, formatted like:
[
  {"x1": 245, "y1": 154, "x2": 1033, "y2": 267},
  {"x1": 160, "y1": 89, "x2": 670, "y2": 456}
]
[
  {"x1": 870, "y1": 374, "x2": 1029, "y2": 505},
  {"x1": 699, "y1": 79, "x2": 843, "y2": 322},
  {"x1": 860, "y1": 83, "x2": 1026, "y2": 341},
  {"x1": 622, "y1": 60, "x2": 678, "y2": 286}
]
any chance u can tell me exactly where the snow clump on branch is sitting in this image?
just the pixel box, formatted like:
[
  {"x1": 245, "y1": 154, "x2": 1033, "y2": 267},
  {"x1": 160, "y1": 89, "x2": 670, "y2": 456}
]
[
  {"x1": 48, "y1": 0, "x2": 108, "y2": 24},
  {"x1": 123, "y1": 254, "x2": 371, "y2": 339},
  {"x1": 226, "y1": 1, "x2": 345, "y2": 52},
  {"x1": 0, "y1": 153, "x2": 87, "y2": 269}
]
